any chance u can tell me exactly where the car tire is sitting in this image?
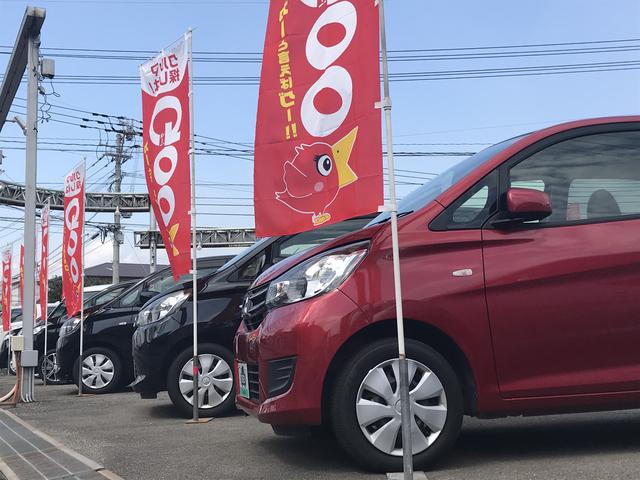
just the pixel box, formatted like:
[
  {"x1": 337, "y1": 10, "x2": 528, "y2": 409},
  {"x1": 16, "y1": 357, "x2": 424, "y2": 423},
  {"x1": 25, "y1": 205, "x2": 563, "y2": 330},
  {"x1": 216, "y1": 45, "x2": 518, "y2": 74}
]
[
  {"x1": 167, "y1": 343, "x2": 236, "y2": 418},
  {"x1": 72, "y1": 347, "x2": 123, "y2": 394},
  {"x1": 8, "y1": 353, "x2": 16, "y2": 376},
  {"x1": 38, "y1": 349, "x2": 66, "y2": 385},
  {"x1": 329, "y1": 338, "x2": 463, "y2": 472}
]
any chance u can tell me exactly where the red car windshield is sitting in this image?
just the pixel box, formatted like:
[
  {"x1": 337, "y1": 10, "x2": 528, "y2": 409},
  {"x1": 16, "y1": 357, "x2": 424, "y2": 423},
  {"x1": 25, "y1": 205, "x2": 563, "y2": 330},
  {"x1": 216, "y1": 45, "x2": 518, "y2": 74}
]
[{"x1": 369, "y1": 135, "x2": 524, "y2": 225}]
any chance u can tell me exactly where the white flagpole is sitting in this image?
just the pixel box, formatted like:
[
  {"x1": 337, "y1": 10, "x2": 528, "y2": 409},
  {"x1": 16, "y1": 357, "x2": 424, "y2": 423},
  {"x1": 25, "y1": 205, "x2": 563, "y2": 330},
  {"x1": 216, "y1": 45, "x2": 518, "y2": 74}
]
[
  {"x1": 4, "y1": 245, "x2": 11, "y2": 377},
  {"x1": 186, "y1": 29, "x2": 201, "y2": 423},
  {"x1": 77, "y1": 162, "x2": 86, "y2": 396},
  {"x1": 42, "y1": 202, "x2": 49, "y2": 386},
  {"x1": 378, "y1": 0, "x2": 413, "y2": 477}
]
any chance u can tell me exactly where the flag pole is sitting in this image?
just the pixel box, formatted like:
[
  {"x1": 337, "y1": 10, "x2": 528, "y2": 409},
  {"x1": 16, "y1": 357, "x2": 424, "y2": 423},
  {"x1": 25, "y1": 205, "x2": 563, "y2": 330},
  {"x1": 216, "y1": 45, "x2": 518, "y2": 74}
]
[
  {"x1": 77, "y1": 162, "x2": 86, "y2": 397},
  {"x1": 378, "y1": 0, "x2": 413, "y2": 477},
  {"x1": 42, "y1": 202, "x2": 49, "y2": 386},
  {"x1": 186, "y1": 28, "x2": 201, "y2": 423},
  {"x1": 4, "y1": 243, "x2": 13, "y2": 376}
]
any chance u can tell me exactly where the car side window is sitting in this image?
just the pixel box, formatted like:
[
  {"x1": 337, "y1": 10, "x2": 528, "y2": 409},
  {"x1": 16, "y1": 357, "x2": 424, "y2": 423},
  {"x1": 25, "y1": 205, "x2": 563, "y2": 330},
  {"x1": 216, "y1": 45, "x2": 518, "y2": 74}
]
[
  {"x1": 273, "y1": 217, "x2": 370, "y2": 260},
  {"x1": 91, "y1": 287, "x2": 125, "y2": 307},
  {"x1": 119, "y1": 285, "x2": 143, "y2": 308},
  {"x1": 430, "y1": 171, "x2": 498, "y2": 231},
  {"x1": 567, "y1": 179, "x2": 640, "y2": 220},
  {"x1": 508, "y1": 130, "x2": 640, "y2": 225},
  {"x1": 236, "y1": 252, "x2": 267, "y2": 282}
]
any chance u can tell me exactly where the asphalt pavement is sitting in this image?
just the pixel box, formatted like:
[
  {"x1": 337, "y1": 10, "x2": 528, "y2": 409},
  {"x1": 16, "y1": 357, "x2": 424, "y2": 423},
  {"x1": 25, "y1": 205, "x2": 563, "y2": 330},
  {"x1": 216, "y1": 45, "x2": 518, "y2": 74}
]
[{"x1": 1, "y1": 373, "x2": 640, "y2": 479}]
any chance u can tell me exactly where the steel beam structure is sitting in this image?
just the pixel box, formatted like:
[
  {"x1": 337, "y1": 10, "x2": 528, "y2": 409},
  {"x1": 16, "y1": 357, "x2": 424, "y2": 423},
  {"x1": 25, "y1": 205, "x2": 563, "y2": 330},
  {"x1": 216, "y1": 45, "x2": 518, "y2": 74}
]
[
  {"x1": 134, "y1": 228, "x2": 256, "y2": 249},
  {"x1": 0, "y1": 7, "x2": 45, "y2": 131},
  {"x1": 0, "y1": 180, "x2": 150, "y2": 212}
]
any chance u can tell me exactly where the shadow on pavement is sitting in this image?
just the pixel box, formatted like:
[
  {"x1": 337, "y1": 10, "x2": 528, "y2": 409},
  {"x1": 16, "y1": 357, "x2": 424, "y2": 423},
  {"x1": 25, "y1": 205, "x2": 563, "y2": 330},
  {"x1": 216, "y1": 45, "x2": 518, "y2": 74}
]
[
  {"x1": 435, "y1": 412, "x2": 640, "y2": 470},
  {"x1": 146, "y1": 403, "x2": 248, "y2": 420},
  {"x1": 258, "y1": 431, "x2": 364, "y2": 474}
]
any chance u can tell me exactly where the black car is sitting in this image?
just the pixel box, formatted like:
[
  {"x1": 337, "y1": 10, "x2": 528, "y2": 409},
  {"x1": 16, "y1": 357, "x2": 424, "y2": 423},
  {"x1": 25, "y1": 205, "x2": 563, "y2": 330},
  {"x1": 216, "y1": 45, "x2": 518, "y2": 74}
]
[
  {"x1": 56, "y1": 255, "x2": 232, "y2": 394},
  {"x1": 36, "y1": 281, "x2": 136, "y2": 384},
  {"x1": 0, "y1": 319, "x2": 23, "y2": 372},
  {"x1": 132, "y1": 215, "x2": 374, "y2": 418}
]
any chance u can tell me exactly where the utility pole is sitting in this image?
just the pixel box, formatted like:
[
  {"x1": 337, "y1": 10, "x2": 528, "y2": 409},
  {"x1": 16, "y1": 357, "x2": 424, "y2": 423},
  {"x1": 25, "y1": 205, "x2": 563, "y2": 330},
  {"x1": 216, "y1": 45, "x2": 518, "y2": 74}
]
[
  {"x1": 22, "y1": 12, "x2": 45, "y2": 402},
  {"x1": 0, "y1": 6, "x2": 47, "y2": 402},
  {"x1": 112, "y1": 133, "x2": 124, "y2": 284},
  {"x1": 105, "y1": 123, "x2": 135, "y2": 284}
]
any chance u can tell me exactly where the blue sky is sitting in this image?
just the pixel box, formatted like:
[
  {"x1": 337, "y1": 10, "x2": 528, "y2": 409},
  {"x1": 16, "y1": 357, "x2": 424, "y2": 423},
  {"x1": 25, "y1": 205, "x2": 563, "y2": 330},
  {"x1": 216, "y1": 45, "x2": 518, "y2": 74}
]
[{"x1": 1, "y1": 0, "x2": 639, "y2": 275}]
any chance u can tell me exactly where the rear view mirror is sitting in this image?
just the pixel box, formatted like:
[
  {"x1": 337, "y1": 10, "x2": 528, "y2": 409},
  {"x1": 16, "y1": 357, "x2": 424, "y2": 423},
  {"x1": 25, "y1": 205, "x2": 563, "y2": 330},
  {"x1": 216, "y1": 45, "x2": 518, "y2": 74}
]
[{"x1": 492, "y1": 188, "x2": 552, "y2": 229}]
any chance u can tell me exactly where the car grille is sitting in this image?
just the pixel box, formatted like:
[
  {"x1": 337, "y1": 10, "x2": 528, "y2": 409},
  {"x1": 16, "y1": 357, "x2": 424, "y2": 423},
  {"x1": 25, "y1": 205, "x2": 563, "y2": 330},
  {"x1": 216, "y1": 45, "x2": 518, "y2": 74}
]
[
  {"x1": 247, "y1": 363, "x2": 260, "y2": 402},
  {"x1": 242, "y1": 285, "x2": 269, "y2": 331}
]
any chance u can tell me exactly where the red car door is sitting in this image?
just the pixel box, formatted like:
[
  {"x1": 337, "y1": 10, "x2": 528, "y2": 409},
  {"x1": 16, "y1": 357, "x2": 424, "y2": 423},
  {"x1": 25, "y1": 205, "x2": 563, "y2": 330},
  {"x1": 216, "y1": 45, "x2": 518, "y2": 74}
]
[{"x1": 483, "y1": 126, "x2": 640, "y2": 398}]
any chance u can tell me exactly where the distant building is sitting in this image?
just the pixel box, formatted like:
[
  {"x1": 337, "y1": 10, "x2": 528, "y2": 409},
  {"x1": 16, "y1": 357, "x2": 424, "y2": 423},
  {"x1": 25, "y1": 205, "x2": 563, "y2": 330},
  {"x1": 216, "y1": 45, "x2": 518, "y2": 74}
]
[
  {"x1": 10, "y1": 262, "x2": 167, "y2": 306},
  {"x1": 83, "y1": 262, "x2": 167, "y2": 283}
]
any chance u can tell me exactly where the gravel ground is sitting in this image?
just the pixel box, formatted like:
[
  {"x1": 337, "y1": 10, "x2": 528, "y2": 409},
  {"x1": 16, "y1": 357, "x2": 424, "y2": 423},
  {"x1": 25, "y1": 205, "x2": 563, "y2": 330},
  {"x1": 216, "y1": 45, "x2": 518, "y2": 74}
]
[{"x1": 2, "y1": 374, "x2": 640, "y2": 479}]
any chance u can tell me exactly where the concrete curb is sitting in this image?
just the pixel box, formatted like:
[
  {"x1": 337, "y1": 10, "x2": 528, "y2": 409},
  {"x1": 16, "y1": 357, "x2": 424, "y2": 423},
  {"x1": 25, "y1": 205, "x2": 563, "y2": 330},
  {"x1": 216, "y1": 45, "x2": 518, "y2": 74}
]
[
  {"x1": 0, "y1": 459, "x2": 18, "y2": 480},
  {"x1": 0, "y1": 408, "x2": 125, "y2": 479}
]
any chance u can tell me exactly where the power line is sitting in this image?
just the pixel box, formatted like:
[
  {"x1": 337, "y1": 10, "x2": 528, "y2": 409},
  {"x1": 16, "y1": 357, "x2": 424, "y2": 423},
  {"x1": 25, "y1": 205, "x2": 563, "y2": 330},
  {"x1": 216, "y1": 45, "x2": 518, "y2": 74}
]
[
  {"x1": 11, "y1": 58, "x2": 636, "y2": 85},
  {"x1": 2, "y1": 37, "x2": 639, "y2": 62}
]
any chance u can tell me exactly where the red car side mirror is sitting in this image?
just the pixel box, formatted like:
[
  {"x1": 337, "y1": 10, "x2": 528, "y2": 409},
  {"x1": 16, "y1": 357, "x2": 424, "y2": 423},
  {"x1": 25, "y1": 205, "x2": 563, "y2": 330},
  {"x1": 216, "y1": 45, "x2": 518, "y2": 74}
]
[{"x1": 506, "y1": 187, "x2": 552, "y2": 221}]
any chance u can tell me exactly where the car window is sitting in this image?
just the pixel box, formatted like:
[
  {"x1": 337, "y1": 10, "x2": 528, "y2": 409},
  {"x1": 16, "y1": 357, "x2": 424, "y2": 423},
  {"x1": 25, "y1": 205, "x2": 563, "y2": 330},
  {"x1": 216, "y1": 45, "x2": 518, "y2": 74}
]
[
  {"x1": 88, "y1": 285, "x2": 127, "y2": 307},
  {"x1": 567, "y1": 179, "x2": 640, "y2": 220},
  {"x1": 431, "y1": 171, "x2": 498, "y2": 230},
  {"x1": 508, "y1": 130, "x2": 640, "y2": 225},
  {"x1": 119, "y1": 265, "x2": 221, "y2": 308},
  {"x1": 370, "y1": 135, "x2": 524, "y2": 225},
  {"x1": 47, "y1": 302, "x2": 66, "y2": 323},
  {"x1": 119, "y1": 285, "x2": 143, "y2": 308},
  {"x1": 273, "y1": 216, "x2": 374, "y2": 261},
  {"x1": 236, "y1": 252, "x2": 267, "y2": 281},
  {"x1": 511, "y1": 180, "x2": 546, "y2": 191}
]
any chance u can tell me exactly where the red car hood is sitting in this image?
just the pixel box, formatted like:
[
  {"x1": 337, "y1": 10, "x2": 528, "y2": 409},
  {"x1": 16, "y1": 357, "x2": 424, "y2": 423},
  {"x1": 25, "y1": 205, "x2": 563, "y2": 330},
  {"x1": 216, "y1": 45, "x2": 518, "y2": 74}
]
[{"x1": 252, "y1": 222, "x2": 386, "y2": 287}]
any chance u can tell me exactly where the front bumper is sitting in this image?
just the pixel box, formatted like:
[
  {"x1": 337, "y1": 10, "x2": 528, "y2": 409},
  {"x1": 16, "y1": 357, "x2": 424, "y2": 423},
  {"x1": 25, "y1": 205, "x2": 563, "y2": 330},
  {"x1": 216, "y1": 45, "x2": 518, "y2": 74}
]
[
  {"x1": 131, "y1": 316, "x2": 182, "y2": 396},
  {"x1": 55, "y1": 331, "x2": 79, "y2": 380},
  {"x1": 234, "y1": 288, "x2": 365, "y2": 427}
]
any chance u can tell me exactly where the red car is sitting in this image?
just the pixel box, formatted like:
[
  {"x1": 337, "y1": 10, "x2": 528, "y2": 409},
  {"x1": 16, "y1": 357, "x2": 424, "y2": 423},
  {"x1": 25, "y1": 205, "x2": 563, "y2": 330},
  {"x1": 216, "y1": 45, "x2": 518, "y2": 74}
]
[{"x1": 235, "y1": 116, "x2": 640, "y2": 471}]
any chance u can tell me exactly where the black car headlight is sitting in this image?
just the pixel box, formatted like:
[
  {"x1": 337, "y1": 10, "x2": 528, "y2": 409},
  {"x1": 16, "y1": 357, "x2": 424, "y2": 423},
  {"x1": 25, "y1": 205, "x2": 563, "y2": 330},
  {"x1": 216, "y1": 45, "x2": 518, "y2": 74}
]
[
  {"x1": 59, "y1": 317, "x2": 81, "y2": 336},
  {"x1": 137, "y1": 291, "x2": 189, "y2": 327},
  {"x1": 265, "y1": 242, "x2": 368, "y2": 310}
]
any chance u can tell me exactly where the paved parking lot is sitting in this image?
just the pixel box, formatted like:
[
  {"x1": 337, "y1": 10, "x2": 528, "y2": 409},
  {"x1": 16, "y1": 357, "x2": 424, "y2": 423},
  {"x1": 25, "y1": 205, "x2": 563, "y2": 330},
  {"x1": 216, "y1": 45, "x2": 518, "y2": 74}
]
[{"x1": 2, "y1": 374, "x2": 640, "y2": 479}]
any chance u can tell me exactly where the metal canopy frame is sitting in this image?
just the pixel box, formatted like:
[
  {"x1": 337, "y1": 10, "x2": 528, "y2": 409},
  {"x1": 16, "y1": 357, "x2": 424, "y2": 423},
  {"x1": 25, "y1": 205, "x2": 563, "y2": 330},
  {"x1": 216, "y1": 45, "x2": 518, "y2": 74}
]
[
  {"x1": 0, "y1": 7, "x2": 45, "y2": 132},
  {"x1": 0, "y1": 180, "x2": 151, "y2": 212}
]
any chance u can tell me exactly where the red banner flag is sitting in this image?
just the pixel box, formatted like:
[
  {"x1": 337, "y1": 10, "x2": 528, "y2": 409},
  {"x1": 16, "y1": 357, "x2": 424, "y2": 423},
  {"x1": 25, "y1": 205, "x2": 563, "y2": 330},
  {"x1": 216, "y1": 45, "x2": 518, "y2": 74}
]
[
  {"x1": 40, "y1": 203, "x2": 49, "y2": 323},
  {"x1": 62, "y1": 163, "x2": 85, "y2": 318},
  {"x1": 19, "y1": 244, "x2": 24, "y2": 308},
  {"x1": 254, "y1": 0, "x2": 382, "y2": 237},
  {"x1": 1, "y1": 248, "x2": 11, "y2": 332},
  {"x1": 139, "y1": 34, "x2": 192, "y2": 280}
]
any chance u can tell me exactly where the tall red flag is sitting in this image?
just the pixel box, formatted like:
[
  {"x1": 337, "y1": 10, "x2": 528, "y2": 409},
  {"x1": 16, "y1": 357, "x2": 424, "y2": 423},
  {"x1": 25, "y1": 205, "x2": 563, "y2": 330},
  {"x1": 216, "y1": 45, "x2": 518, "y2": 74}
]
[
  {"x1": 254, "y1": 0, "x2": 382, "y2": 237},
  {"x1": 39, "y1": 203, "x2": 49, "y2": 323},
  {"x1": 19, "y1": 244, "x2": 24, "y2": 307},
  {"x1": 62, "y1": 163, "x2": 85, "y2": 318},
  {"x1": 1, "y1": 248, "x2": 11, "y2": 332},
  {"x1": 139, "y1": 35, "x2": 192, "y2": 280}
]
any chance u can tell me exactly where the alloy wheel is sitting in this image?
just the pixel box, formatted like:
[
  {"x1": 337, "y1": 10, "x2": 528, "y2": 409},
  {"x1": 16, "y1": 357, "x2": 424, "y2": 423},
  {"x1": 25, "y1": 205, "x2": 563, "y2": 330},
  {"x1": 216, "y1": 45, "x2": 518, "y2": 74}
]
[
  {"x1": 178, "y1": 354, "x2": 233, "y2": 409},
  {"x1": 8, "y1": 353, "x2": 16, "y2": 375},
  {"x1": 355, "y1": 358, "x2": 447, "y2": 456},
  {"x1": 42, "y1": 352, "x2": 61, "y2": 383},
  {"x1": 82, "y1": 353, "x2": 115, "y2": 389}
]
